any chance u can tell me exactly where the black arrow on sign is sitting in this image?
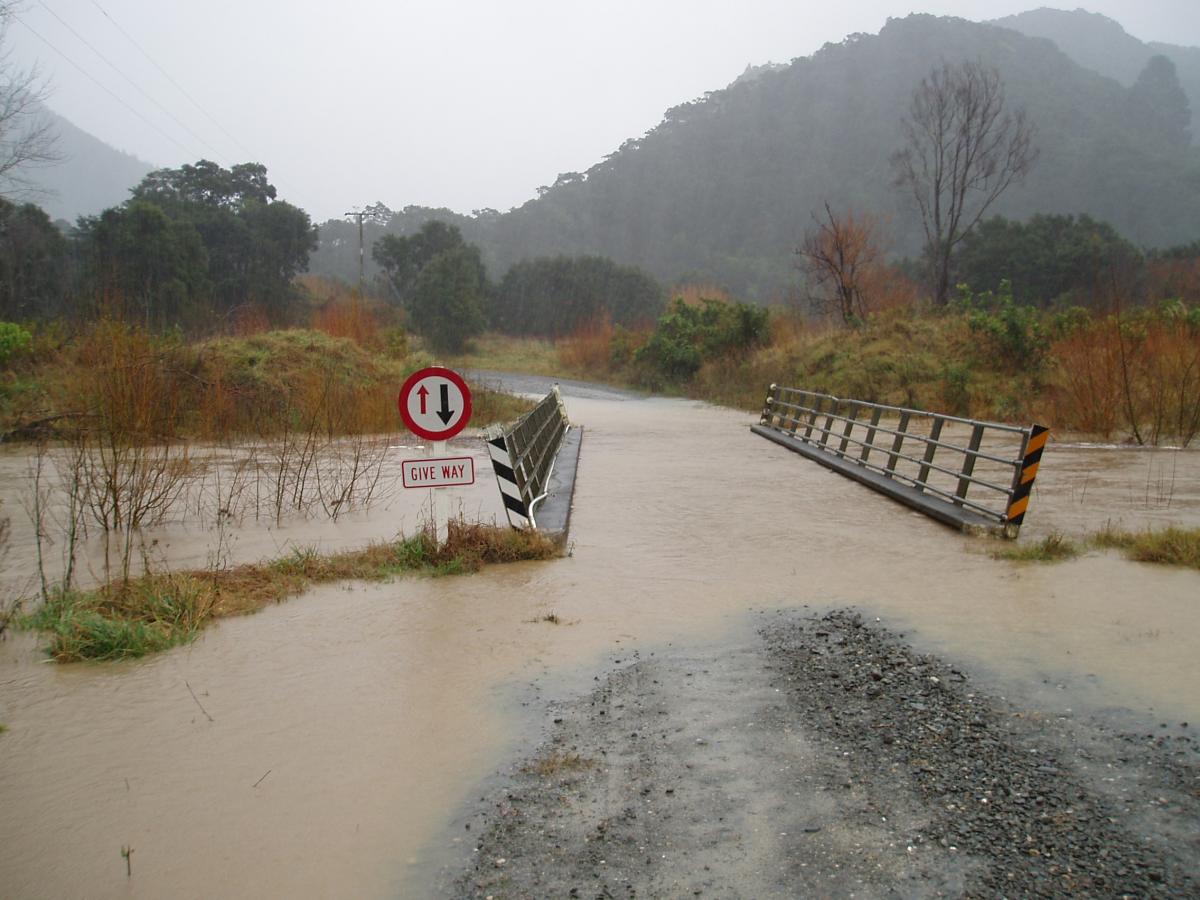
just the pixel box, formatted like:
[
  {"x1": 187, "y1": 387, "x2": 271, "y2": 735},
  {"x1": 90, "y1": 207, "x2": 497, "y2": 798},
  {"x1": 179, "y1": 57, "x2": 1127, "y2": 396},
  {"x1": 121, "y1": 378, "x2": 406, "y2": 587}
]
[{"x1": 436, "y1": 384, "x2": 455, "y2": 425}]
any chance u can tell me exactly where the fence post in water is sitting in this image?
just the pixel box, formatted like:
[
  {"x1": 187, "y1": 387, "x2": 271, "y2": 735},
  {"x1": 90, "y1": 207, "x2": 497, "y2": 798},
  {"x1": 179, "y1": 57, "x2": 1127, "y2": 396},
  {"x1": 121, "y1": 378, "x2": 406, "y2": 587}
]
[
  {"x1": 885, "y1": 411, "x2": 910, "y2": 477},
  {"x1": 804, "y1": 395, "x2": 824, "y2": 441},
  {"x1": 1004, "y1": 424, "x2": 1050, "y2": 535},
  {"x1": 819, "y1": 399, "x2": 839, "y2": 448},
  {"x1": 954, "y1": 424, "x2": 985, "y2": 507},
  {"x1": 837, "y1": 402, "x2": 859, "y2": 458},
  {"x1": 763, "y1": 384, "x2": 780, "y2": 430},
  {"x1": 914, "y1": 416, "x2": 944, "y2": 492},
  {"x1": 860, "y1": 407, "x2": 882, "y2": 463}
]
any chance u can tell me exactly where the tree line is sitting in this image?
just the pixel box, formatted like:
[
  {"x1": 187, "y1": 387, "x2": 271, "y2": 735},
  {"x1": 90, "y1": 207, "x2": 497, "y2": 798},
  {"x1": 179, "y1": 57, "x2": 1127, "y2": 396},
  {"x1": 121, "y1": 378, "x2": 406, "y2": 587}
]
[
  {"x1": 371, "y1": 220, "x2": 665, "y2": 350},
  {"x1": 0, "y1": 160, "x2": 667, "y2": 355},
  {"x1": 0, "y1": 161, "x2": 316, "y2": 330}
]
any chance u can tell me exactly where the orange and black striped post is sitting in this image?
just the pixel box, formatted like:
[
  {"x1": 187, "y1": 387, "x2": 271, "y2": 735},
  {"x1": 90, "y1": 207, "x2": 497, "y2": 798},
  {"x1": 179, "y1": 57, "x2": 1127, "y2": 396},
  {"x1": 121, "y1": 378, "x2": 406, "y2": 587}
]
[{"x1": 1005, "y1": 424, "x2": 1050, "y2": 533}]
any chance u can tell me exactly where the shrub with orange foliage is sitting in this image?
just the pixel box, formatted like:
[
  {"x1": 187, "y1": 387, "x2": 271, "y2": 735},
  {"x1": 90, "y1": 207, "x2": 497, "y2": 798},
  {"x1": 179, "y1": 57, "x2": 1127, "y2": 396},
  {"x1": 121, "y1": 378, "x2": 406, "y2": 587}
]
[
  {"x1": 1048, "y1": 322, "x2": 1125, "y2": 437},
  {"x1": 797, "y1": 204, "x2": 881, "y2": 323},
  {"x1": 557, "y1": 316, "x2": 616, "y2": 373},
  {"x1": 313, "y1": 294, "x2": 382, "y2": 349},
  {"x1": 861, "y1": 265, "x2": 920, "y2": 313},
  {"x1": 1048, "y1": 304, "x2": 1200, "y2": 445}
]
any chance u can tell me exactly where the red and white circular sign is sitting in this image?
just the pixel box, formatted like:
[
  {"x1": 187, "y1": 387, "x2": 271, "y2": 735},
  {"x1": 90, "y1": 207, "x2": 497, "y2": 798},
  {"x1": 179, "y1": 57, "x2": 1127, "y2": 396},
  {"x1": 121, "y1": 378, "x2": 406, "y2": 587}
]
[{"x1": 398, "y1": 367, "x2": 473, "y2": 441}]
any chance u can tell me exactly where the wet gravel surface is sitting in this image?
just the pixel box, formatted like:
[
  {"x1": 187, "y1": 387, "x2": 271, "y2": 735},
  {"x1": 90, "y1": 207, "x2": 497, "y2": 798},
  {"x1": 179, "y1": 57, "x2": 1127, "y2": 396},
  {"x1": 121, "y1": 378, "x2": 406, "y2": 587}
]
[{"x1": 443, "y1": 610, "x2": 1199, "y2": 898}]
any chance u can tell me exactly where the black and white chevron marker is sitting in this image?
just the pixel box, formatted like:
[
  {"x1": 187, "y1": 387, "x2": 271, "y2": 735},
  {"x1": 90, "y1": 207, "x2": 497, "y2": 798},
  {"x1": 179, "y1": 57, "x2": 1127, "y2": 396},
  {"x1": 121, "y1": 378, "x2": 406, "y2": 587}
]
[{"x1": 485, "y1": 432, "x2": 531, "y2": 528}]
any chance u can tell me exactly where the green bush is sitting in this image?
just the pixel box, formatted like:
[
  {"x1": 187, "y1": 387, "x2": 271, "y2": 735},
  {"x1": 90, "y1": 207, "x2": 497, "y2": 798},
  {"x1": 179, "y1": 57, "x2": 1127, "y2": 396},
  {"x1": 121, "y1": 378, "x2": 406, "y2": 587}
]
[
  {"x1": 958, "y1": 281, "x2": 1048, "y2": 371},
  {"x1": 0, "y1": 322, "x2": 32, "y2": 367},
  {"x1": 635, "y1": 298, "x2": 769, "y2": 384}
]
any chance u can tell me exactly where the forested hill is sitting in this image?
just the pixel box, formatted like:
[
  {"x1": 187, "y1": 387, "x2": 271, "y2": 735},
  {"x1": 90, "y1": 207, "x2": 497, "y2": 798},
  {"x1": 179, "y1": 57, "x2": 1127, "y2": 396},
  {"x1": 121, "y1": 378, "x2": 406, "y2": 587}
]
[
  {"x1": 29, "y1": 110, "x2": 154, "y2": 224},
  {"x1": 993, "y1": 7, "x2": 1200, "y2": 143},
  {"x1": 312, "y1": 13, "x2": 1200, "y2": 301}
]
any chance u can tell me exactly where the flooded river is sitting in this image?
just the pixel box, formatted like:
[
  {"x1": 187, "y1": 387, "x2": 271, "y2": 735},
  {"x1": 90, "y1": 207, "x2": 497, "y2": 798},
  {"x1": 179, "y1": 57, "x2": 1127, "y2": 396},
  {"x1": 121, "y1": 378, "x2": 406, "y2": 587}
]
[{"x1": 1, "y1": 379, "x2": 1198, "y2": 898}]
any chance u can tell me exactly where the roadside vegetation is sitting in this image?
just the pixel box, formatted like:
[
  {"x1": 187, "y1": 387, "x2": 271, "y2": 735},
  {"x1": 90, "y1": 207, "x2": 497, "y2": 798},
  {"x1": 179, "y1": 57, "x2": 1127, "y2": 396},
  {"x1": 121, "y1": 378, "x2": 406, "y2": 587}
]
[
  {"x1": 0, "y1": 302, "x2": 530, "y2": 444},
  {"x1": 992, "y1": 531, "x2": 1082, "y2": 563},
  {"x1": 1090, "y1": 525, "x2": 1200, "y2": 570},
  {"x1": 993, "y1": 526, "x2": 1200, "y2": 570},
  {"x1": 21, "y1": 520, "x2": 562, "y2": 662},
  {"x1": 448, "y1": 280, "x2": 1200, "y2": 448}
]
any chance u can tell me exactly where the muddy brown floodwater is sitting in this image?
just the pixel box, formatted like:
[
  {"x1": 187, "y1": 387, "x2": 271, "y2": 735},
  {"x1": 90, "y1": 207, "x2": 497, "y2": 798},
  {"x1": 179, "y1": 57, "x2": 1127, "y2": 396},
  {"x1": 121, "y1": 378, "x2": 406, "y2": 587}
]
[{"x1": 1, "y1": 380, "x2": 1198, "y2": 899}]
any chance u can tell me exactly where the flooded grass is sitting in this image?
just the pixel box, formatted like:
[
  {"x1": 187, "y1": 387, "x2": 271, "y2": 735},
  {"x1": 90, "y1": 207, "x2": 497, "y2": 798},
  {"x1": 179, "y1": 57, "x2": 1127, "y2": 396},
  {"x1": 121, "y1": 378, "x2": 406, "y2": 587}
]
[
  {"x1": 20, "y1": 521, "x2": 563, "y2": 662},
  {"x1": 992, "y1": 531, "x2": 1081, "y2": 563},
  {"x1": 1092, "y1": 525, "x2": 1200, "y2": 570},
  {"x1": 992, "y1": 526, "x2": 1200, "y2": 571}
]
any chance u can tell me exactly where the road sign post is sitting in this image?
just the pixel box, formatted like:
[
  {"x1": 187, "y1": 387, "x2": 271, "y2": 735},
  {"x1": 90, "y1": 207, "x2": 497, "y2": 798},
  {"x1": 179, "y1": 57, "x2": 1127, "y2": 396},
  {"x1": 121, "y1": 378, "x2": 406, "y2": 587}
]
[{"x1": 398, "y1": 367, "x2": 473, "y2": 545}]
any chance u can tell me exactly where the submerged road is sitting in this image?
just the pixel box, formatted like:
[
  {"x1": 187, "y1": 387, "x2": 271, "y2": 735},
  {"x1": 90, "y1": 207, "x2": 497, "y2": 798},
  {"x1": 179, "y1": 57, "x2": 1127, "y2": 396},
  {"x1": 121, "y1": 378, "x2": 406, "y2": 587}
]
[{"x1": 0, "y1": 377, "x2": 1197, "y2": 898}]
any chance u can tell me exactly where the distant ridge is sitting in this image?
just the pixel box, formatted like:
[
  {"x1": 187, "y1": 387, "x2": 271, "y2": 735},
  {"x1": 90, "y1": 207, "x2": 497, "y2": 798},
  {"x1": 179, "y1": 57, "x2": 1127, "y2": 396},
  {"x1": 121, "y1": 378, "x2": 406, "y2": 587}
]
[
  {"x1": 25, "y1": 108, "x2": 154, "y2": 224},
  {"x1": 993, "y1": 7, "x2": 1200, "y2": 144},
  {"x1": 310, "y1": 13, "x2": 1200, "y2": 300}
]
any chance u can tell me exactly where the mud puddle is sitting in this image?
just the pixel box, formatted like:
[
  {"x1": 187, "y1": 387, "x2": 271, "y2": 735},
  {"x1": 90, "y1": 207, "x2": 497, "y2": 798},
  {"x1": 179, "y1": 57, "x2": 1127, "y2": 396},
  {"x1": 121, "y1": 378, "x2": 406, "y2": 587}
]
[{"x1": 1, "y1": 381, "x2": 1198, "y2": 898}]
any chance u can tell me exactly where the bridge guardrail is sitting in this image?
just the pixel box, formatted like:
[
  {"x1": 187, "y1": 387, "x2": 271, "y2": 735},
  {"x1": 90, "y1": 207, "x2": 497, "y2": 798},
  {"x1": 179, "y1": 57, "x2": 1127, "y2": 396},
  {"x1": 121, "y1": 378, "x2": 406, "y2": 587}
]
[
  {"x1": 753, "y1": 385, "x2": 1048, "y2": 536},
  {"x1": 484, "y1": 386, "x2": 570, "y2": 529}
]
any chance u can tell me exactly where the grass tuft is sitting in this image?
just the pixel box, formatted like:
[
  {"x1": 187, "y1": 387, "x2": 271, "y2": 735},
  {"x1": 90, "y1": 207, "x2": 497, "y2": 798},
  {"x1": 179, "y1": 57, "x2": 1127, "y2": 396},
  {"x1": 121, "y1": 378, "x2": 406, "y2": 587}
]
[
  {"x1": 1091, "y1": 525, "x2": 1200, "y2": 570},
  {"x1": 22, "y1": 576, "x2": 214, "y2": 662},
  {"x1": 993, "y1": 531, "x2": 1080, "y2": 563},
  {"x1": 21, "y1": 521, "x2": 563, "y2": 662}
]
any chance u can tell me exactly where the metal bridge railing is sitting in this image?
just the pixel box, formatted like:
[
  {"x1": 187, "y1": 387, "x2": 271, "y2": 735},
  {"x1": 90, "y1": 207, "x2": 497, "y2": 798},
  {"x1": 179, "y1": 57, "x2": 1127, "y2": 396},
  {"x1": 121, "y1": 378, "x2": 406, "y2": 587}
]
[
  {"x1": 484, "y1": 386, "x2": 570, "y2": 529},
  {"x1": 754, "y1": 385, "x2": 1048, "y2": 535}
]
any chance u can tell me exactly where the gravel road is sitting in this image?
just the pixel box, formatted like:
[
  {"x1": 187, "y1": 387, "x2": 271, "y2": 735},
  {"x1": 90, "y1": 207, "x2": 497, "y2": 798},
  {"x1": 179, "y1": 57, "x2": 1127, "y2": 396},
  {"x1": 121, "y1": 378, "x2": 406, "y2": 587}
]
[{"x1": 443, "y1": 610, "x2": 1199, "y2": 898}]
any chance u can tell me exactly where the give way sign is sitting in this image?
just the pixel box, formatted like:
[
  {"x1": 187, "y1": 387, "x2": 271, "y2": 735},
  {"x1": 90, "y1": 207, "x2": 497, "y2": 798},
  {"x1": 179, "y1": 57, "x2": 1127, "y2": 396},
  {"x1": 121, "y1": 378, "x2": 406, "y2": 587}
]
[{"x1": 398, "y1": 366, "x2": 473, "y2": 441}]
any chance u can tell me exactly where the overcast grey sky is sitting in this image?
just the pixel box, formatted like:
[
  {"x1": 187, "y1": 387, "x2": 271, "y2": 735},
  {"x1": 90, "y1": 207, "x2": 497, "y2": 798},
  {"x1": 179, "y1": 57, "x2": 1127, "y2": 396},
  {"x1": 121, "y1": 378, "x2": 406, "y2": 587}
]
[{"x1": 11, "y1": 1, "x2": 1200, "y2": 221}]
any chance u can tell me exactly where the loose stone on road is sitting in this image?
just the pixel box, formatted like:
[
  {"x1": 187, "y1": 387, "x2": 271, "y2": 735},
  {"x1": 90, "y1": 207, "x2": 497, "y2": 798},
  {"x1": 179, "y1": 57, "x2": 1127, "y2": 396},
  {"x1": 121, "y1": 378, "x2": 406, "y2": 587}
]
[{"x1": 448, "y1": 610, "x2": 1199, "y2": 898}]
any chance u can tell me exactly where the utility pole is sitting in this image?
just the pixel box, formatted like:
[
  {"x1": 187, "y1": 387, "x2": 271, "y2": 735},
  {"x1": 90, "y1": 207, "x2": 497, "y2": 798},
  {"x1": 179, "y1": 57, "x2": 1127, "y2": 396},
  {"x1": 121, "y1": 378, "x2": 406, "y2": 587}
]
[{"x1": 344, "y1": 209, "x2": 369, "y2": 294}]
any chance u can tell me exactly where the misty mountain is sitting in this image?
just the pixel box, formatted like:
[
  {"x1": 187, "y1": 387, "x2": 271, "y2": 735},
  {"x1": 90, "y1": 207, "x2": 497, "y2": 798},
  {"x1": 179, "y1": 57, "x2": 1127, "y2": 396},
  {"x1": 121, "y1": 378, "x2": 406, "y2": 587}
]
[
  {"x1": 24, "y1": 109, "x2": 154, "y2": 224},
  {"x1": 993, "y1": 7, "x2": 1200, "y2": 144},
  {"x1": 313, "y1": 13, "x2": 1200, "y2": 302}
]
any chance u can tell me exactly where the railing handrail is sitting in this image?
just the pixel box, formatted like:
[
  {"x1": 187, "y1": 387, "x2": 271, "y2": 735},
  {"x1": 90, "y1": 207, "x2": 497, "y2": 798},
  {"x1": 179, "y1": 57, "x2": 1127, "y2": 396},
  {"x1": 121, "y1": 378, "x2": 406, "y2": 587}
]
[
  {"x1": 770, "y1": 386, "x2": 1030, "y2": 434},
  {"x1": 767, "y1": 397, "x2": 1017, "y2": 466},
  {"x1": 756, "y1": 385, "x2": 1048, "y2": 535}
]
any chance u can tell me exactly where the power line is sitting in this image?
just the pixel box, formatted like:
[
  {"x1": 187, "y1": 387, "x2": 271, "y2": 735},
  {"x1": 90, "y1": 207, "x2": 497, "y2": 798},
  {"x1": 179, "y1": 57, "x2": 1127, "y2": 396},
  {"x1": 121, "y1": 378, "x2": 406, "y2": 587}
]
[
  {"x1": 37, "y1": 0, "x2": 228, "y2": 163},
  {"x1": 89, "y1": 0, "x2": 259, "y2": 163},
  {"x1": 14, "y1": 14, "x2": 203, "y2": 160}
]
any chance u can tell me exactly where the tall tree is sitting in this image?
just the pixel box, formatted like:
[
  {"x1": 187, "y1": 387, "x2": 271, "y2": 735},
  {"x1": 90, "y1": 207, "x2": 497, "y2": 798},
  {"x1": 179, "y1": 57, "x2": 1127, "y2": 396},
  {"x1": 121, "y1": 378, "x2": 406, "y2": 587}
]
[
  {"x1": 77, "y1": 200, "x2": 209, "y2": 327},
  {"x1": 131, "y1": 160, "x2": 277, "y2": 209},
  {"x1": 126, "y1": 160, "x2": 314, "y2": 321},
  {"x1": 372, "y1": 220, "x2": 466, "y2": 303},
  {"x1": 0, "y1": 198, "x2": 67, "y2": 318},
  {"x1": 372, "y1": 219, "x2": 490, "y2": 351},
  {"x1": 0, "y1": 2, "x2": 58, "y2": 200},
  {"x1": 1127, "y1": 55, "x2": 1192, "y2": 150},
  {"x1": 796, "y1": 203, "x2": 881, "y2": 324},
  {"x1": 408, "y1": 245, "x2": 487, "y2": 353},
  {"x1": 890, "y1": 60, "x2": 1037, "y2": 307}
]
